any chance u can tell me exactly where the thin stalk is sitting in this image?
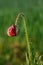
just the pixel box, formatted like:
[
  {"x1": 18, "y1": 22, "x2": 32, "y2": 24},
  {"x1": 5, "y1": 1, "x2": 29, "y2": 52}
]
[
  {"x1": 15, "y1": 12, "x2": 32, "y2": 65},
  {"x1": 23, "y1": 16, "x2": 32, "y2": 65},
  {"x1": 15, "y1": 12, "x2": 24, "y2": 25}
]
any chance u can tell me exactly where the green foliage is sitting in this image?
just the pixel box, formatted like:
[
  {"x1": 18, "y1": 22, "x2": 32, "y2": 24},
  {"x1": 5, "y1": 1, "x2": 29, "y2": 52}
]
[{"x1": 0, "y1": 0, "x2": 43, "y2": 65}]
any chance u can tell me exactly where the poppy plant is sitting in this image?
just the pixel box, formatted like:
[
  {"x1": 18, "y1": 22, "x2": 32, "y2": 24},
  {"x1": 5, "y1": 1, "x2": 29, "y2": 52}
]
[{"x1": 7, "y1": 12, "x2": 32, "y2": 65}]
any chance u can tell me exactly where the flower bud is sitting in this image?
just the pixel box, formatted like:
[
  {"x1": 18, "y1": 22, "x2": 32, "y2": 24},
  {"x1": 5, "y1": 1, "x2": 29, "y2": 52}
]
[{"x1": 7, "y1": 25, "x2": 19, "y2": 36}]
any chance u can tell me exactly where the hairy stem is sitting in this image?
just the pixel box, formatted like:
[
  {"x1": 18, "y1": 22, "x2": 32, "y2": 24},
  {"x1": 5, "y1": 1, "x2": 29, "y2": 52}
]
[{"x1": 15, "y1": 12, "x2": 32, "y2": 65}]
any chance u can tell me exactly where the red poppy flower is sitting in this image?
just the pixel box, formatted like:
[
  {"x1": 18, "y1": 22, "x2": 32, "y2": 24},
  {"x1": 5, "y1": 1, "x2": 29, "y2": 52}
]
[{"x1": 7, "y1": 25, "x2": 19, "y2": 36}]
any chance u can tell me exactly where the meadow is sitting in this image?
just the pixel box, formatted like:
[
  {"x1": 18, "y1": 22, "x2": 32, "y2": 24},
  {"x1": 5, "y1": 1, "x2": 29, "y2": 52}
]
[{"x1": 0, "y1": 0, "x2": 43, "y2": 65}]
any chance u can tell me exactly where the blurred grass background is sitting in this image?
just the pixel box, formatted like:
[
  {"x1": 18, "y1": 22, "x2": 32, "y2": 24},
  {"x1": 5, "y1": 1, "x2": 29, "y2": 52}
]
[{"x1": 0, "y1": 0, "x2": 43, "y2": 65}]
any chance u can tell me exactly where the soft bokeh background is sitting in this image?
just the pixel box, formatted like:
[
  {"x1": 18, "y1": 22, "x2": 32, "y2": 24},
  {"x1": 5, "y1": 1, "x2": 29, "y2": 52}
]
[{"x1": 0, "y1": 0, "x2": 43, "y2": 65}]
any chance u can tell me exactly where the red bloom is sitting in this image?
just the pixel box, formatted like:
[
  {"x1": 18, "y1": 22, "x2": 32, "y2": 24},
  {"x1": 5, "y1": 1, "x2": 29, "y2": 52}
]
[{"x1": 7, "y1": 25, "x2": 16, "y2": 36}]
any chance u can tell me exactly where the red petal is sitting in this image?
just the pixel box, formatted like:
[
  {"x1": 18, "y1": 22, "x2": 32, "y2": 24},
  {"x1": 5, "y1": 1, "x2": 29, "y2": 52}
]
[{"x1": 7, "y1": 25, "x2": 16, "y2": 36}]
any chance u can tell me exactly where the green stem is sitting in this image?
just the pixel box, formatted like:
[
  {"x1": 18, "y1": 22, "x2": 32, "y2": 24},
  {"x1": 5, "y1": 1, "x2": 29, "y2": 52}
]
[
  {"x1": 15, "y1": 12, "x2": 32, "y2": 65},
  {"x1": 23, "y1": 16, "x2": 32, "y2": 65}
]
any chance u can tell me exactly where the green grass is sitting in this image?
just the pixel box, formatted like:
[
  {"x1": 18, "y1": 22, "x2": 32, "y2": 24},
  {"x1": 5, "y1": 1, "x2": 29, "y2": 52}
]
[{"x1": 0, "y1": 0, "x2": 43, "y2": 65}]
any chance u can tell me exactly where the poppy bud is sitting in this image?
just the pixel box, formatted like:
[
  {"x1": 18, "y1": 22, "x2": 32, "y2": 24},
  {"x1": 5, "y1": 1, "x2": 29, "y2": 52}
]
[{"x1": 7, "y1": 25, "x2": 19, "y2": 36}]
